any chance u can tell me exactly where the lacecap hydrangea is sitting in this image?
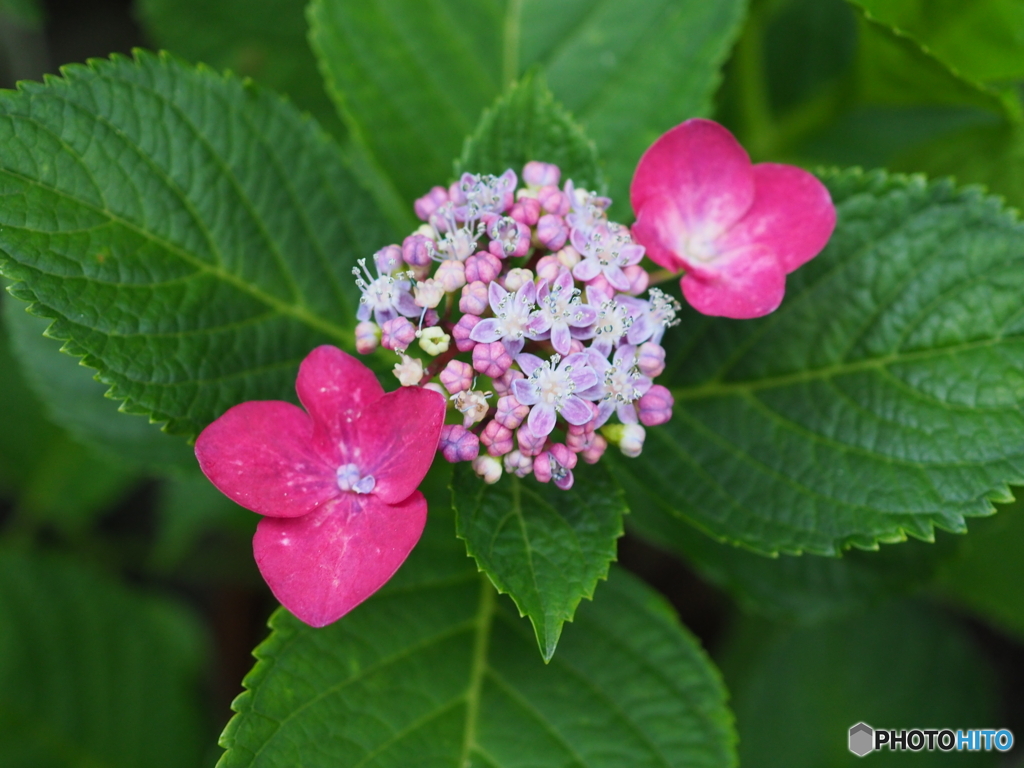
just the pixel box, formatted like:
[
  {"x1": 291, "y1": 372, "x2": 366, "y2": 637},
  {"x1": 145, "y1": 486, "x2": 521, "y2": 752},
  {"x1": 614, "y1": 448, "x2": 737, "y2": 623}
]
[{"x1": 353, "y1": 161, "x2": 680, "y2": 492}]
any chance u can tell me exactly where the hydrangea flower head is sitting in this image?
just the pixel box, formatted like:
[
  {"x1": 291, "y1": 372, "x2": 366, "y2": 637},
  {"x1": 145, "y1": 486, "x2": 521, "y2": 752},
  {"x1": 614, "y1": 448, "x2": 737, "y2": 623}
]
[
  {"x1": 630, "y1": 118, "x2": 836, "y2": 319},
  {"x1": 195, "y1": 346, "x2": 445, "y2": 627}
]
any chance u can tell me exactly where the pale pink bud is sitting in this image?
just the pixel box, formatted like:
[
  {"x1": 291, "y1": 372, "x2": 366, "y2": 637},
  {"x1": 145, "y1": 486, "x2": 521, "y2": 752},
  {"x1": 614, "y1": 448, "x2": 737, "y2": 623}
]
[
  {"x1": 620, "y1": 424, "x2": 646, "y2": 457},
  {"x1": 439, "y1": 360, "x2": 474, "y2": 394},
  {"x1": 533, "y1": 452, "x2": 553, "y2": 483},
  {"x1": 517, "y1": 423, "x2": 546, "y2": 457},
  {"x1": 523, "y1": 161, "x2": 561, "y2": 188},
  {"x1": 439, "y1": 424, "x2": 479, "y2": 462},
  {"x1": 637, "y1": 342, "x2": 666, "y2": 378},
  {"x1": 586, "y1": 273, "x2": 614, "y2": 297},
  {"x1": 502, "y1": 268, "x2": 533, "y2": 292},
  {"x1": 464, "y1": 252, "x2": 502, "y2": 283},
  {"x1": 415, "y1": 186, "x2": 449, "y2": 221},
  {"x1": 566, "y1": 427, "x2": 594, "y2": 453},
  {"x1": 435, "y1": 259, "x2": 467, "y2": 292},
  {"x1": 472, "y1": 455, "x2": 503, "y2": 484},
  {"x1": 509, "y1": 197, "x2": 541, "y2": 227},
  {"x1": 622, "y1": 264, "x2": 649, "y2": 296},
  {"x1": 638, "y1": 385, "x2": 673, "y2": 426},
  {"x1": 452, "y1": 313, "x2": 481, "y2": 352},
  {"x1": 473, "y1": 341, "x2": 513, "y2": 378},
  {"x1": 581, "y1": 434, "x2": 607, "y2": 464},
  {"x1": 555, "y1": 245, "x2": 581, "y2": 269},
  {"x1": 491, "y1": 367, "x2": 524, "y2": 395},
  {"x1": 503, "y1": 449, "x2": 533, "y2": 478},
  {"x1": 402, "y1": 233, "x2": 434, "y2": 267},
  {"x1": 480, "y1": 420, "x2": 514, "y2": 457},
  {"x1": 460, "y1": 281, "x2": 489, "y2": 315},
  {"x1": 568, "y1": 339, "x2": 585, "y2": 354},
  {"x1": 535, "y1": 255, "x2": 562, "y2": 282},
  {"x1": 495, "y1": 393, "x2": 529, "y2": 429},
  {"x1": 536, "y1": 214, "x2": 568, "y2": 251},
  {"x1": 373, "y1": 245, "x2": 403, "y2": 274},
  {"x1": 380, "y1": 317, "x2": 416, "y2": 350},
  {"x1": 538, "y1": 185, "x2": 570, "y2": 216},
  {"x1": 355, "y1": 321, "x2": 380, "y2": 354},
  {"x1": 414, "y1": 278, "x2": 444, "y2": 309},
  {"x1": 424, "y1": 382, "x2": 446, "y2": 397}
]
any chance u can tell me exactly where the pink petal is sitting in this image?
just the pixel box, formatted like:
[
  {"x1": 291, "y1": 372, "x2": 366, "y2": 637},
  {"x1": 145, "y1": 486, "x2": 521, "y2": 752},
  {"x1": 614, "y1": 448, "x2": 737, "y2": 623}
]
[
  {"x1": 195, "y1": 401, "x2": 338, "y2": 519},
  {"x1": 716, "y1": 163, "x2": 836, "y2": 273},
  {"x1": 630, "y1": 119, "x2": 755, "y2": 243},
  {"x1": 254, "y1": 491, "x2": 427, "y2": 627},
  {"x1": 356, "y1": 387, "x2": 446, "y2": 504},
  {"x1": 681, "y1": 244, "x2": 787, "y2": 319},
  {"x1": 296, "y1": 346, "x2": 385, "y2": 465},
  {"x1": 631, "y1": 195, "x2": 692, "y2": 272}
]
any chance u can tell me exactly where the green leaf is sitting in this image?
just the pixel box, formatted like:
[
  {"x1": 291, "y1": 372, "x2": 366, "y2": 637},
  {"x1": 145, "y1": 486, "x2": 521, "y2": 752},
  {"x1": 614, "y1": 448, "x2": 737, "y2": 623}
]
[
  {"x1": 0, "y1": 549, "x2": 209, "y2": 767},
  {"x1": 218, "y1": 506, "x2": 736, "y2": 768},
  {"x1": 308, "y1": 0, "x2": 745, "y2": 210},
  {"x1": 609, "y1": 168, "x2": 1024, "y2": 555},
  {"x1": 629, "y1": 502, "x2": 958, "y2": 625},
  {"x1": 456, "y1": 71, "x2": 603, "y2": 193},
  {"x1": 0, "y1": 51, "x2": 394, "y2": 439},
  {"x1": 452, "y1": 460, "x2": 625, "y2": 661},
  {"x1": 720, "y1": 602, "x2": 997, "y2": 767},
  {"x1": 936, "y1": 498, "x2": 1024, "y2": 641},
  {"x1": 851, "y1": 0, "x2": 1024, "y2": 85},
  {"x1": 3, "y1": 293, "x2": 196, "y2": 470}
]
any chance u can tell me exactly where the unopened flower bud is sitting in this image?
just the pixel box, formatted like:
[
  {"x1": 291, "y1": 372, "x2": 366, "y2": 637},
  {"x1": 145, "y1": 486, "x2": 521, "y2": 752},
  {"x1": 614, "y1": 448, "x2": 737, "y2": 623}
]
[
  {"x1": 523, "y1": 161, "x2": 561, "y2": 188},
  {"x1": 586, "y1": 273, "x2": 614, "y2": 297},
  {"x1": 566, "y1": 426, "x2": 594, "y2": 453},
  {"x1": 638, "y1": 385, "x2": 673, "y2": 426},
  {"x1": 355, "y1": 321, "x2": 380, "y2": 354},
  {"x1": 460, "y1": 281, "x2": 489, "y2": 315},
  {"x1": 480, "y1": 420, "x2": 514, "y2": 457},
  {"x1": 439, "y1": 424, "x2": 479, "y2": 462},
  {"x1": 464, "y1": 252, "x2": 502, "y2": 283},
  {"x1": 568, "y1": 339, "x2": 585, "y2": 354},
  {"x1": 581, "y1": 434, "x2": 607, "y2": 464},
  {"x1": 414, "y1": 278, "x2": 445, "y2": 309},
  {"x1": 509, "y1": 197, "x2": 541, "y2": 227},
  {"x1": 373, "y1": 245, "x2": 403, "y2": 274},
  {"x1": 393, "y1": 353, "x2": 423, "y2": 387},
  {"x1": 637, "y1": 342, "x2": 666, "y2": 378},
  {"x1": 503, "y1": 268, "x2": 534, "y2": 292},
  {"x1": 517, "y1": 423, "x2": 546, "y2": 456},
  {"x1": 535, "y1": 255, "x2": 562, "y2": 282},
  {"x1": 472, "y1": 455, "x2": 503, "y2": 484},
  {"x1": 402, "y1": 233, "x2": 434, "y2": 267},
  {"x1": 424, "y1": 382, "x2": 446, "y2": 397},
  {"x1": 452, "y1": 313, "x2": 482, "y2": 352},
  {"x1": 435, "y1": 259, "x2": 467, "y2": 292},
  {"x1": 555, "y1": 245, "x2": 581, "y2": 269},
  {"x1": 417, "y1": 326, "x2": 450, "y2": 355},
  {"x1": 622, "y1": 264, "x2": 649, "y2": 295},
  {"x1": 453, "y1": 389, "x2": 490, "y2": 427},
  {"x1": 538, "y1": 185, "x2": 570, "y2": 216},
  {"x1": 536, "y1": 214, "x2": 568, "y2": 251},
  {"x1": 380, "y1": 317, "x2": 417, "y2": 350},
  {"x1": 439, "y1": 359, "x2": 474, "y2": 394},
  {"x1": 492, "y1": 367, "x2": 524, "y2": 395},
  {"x1": 495, "y1": 393, "x2": 529, "y2": 429},
  {"x1": 620, "y1": 424, "x2": 646, "y2": 458},
  {"x1": 503, "y1": 449, "x2": 533, "y2": 478},
  {"x1": 473, "y1": 341, "x2": 513, "y2": 378},
  {"x1": 414, "y1": 186, "x2": 449, "y2": 221}
]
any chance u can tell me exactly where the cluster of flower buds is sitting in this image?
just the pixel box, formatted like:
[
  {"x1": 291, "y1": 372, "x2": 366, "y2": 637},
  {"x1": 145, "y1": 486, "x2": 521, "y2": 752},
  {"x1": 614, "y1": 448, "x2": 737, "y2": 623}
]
[{"x1": 353, "y1": 162, "x2": 679, "y2": 491}]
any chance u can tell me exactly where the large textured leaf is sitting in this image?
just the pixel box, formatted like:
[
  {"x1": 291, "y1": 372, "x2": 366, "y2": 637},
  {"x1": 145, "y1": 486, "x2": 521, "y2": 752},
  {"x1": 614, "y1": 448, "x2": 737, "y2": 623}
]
[
  {"x1": 452, "y1": 461, "x2": 625, "y2": 660},
  {"x1": 609, "y1": 169, "x2": 1024, "y2": 555},
  {"x1": 0, "y1": 549, "x2": 209, "y2": 767},
  {"x1": 721, "y1": 603, "x2": 997, "y2": 768},
  {"x1": 456, "y1": 71, "x2": 602, "y2": 193},
  {"x1": 218, "y1": 500, "x2": 736, "y2": 768},
  {"x1": 0, "y1": 51, "x2": 393, "y2": 439},
  {"x1": 629, "y1": 501, "x2": 958, "y2": 625},
  {"x1": 308, "y1": 0, "x2": 745, "y2": 210}
]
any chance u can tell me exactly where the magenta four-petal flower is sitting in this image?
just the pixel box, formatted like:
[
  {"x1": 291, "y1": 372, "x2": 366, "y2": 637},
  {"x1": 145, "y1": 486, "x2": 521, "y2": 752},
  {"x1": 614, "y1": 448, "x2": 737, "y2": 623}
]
[
  {"x1": 631, "y1": 118, "x2": 836, "y2": 319},
  {"x1": 195, "y1": 346, "x2": 445, "y2": 627}
]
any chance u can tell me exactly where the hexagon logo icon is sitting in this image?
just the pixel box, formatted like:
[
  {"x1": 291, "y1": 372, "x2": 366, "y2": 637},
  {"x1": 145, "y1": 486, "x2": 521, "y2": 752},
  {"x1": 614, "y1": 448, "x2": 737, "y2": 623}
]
[{"x1": 849, "y1": 723, "x2": 874, "y2": 757}]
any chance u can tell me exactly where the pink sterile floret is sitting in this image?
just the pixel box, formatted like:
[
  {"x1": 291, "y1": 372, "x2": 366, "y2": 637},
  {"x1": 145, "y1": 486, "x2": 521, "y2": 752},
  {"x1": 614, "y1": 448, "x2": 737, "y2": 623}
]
[
  {"x1": 194, "y1": 346, "x2": 445, "y2": 628},
  {"x1": 630, "y1": 118, "x2": 836, "y2": 319}
]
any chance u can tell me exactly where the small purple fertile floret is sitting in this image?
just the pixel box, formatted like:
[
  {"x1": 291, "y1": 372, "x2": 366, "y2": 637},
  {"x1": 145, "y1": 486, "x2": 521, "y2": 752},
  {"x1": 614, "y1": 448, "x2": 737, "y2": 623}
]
[{"x1": 439, "y1": 424, "x2": 480, "y2": 462}]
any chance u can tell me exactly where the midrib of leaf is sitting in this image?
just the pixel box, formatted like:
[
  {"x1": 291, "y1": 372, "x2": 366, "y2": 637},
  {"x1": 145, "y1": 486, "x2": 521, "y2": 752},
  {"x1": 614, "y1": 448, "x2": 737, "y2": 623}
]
[
  {"x1": 670, "y1": 335, "x2": 1023, "y2": 403},
  {"x1": 0, "y1": 164, "x2": 350, "y2": 345},
  {"x1": 459, "y1": 576, "x2": 496, "y2": 767}
]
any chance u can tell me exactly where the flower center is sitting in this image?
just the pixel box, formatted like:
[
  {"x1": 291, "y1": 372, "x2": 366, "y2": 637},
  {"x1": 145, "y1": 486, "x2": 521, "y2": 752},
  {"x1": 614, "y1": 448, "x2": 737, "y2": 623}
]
[{"x1": 336, "y1": 463, "x2": 376, "y2": 494}]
